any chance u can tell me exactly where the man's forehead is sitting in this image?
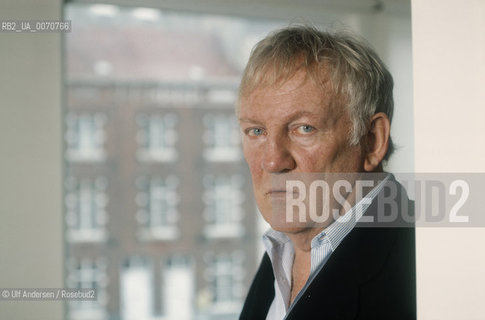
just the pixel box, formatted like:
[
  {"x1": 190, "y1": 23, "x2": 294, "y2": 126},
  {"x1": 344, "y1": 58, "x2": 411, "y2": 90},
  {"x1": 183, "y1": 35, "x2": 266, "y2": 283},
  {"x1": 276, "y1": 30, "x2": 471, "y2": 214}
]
[
  {"x1": 244, "y1": 66, "x2": 335, "y2": 97},
  {"x1": 240, "y1": 71, "x2": 338, "y2": 110}
]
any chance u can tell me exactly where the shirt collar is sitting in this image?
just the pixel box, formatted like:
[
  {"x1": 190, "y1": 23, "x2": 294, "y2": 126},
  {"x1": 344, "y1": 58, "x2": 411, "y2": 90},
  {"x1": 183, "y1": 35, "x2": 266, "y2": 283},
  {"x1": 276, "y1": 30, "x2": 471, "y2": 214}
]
[{"x1": 262, "y1": 174, "x2": 390, "y2": 254}]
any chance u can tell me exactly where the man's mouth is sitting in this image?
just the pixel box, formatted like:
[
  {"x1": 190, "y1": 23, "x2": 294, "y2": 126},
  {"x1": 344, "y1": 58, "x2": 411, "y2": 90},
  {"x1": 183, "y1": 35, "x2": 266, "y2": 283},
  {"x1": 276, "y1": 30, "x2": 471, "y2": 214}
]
[{"x1": 266, "y1": 190, "x2": 300, "y2": 197}]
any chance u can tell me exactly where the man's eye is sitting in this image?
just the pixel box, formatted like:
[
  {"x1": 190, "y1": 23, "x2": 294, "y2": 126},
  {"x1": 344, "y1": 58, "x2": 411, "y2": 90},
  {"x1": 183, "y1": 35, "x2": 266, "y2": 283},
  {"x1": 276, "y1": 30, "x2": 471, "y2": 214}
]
[
  {"x1": 295, "y1": 125, "x2": 315, "y2": 134},
  {"x1": 247, "y1": 128, "x2": 265, "y2": 136}
]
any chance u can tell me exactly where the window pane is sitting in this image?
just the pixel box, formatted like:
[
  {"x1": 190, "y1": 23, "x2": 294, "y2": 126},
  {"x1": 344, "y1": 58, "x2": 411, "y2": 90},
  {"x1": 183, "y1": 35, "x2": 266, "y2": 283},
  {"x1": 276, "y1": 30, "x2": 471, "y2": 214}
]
[{"x1": 64, "y1": 3, "x2": 282, "y2": 320}]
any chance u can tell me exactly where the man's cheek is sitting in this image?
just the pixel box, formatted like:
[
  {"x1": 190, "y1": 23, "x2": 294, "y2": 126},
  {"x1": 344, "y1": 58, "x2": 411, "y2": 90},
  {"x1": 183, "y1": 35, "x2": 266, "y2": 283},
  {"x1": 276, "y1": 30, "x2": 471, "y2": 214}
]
[{"x1": 248, "y1": 162, "x2": 263, "y2": 179}]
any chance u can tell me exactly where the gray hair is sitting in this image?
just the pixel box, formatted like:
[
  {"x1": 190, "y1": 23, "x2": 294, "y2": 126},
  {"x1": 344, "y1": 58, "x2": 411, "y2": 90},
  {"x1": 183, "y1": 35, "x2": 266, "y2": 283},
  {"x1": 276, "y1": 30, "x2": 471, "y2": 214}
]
[{"x1": 238, "y1": 25, "x2": 394, "y2": 161}]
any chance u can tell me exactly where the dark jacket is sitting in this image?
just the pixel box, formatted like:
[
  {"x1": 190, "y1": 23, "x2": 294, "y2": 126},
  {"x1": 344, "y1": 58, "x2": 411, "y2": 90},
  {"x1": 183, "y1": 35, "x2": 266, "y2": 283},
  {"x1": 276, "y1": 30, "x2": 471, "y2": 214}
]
[{"x1": 240, "y1": 177, "x2": 416, "y2": 320}]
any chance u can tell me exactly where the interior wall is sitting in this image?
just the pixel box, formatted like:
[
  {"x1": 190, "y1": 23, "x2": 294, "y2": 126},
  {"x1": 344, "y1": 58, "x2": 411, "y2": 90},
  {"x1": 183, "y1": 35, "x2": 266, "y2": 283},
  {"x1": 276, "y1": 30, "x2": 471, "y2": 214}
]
[
  {"x1": 0, "y1": 1, "x2": 64, "y2": 319},
  {"x1": 412, "y1": 0, "x2": 485, "y2": 319}
]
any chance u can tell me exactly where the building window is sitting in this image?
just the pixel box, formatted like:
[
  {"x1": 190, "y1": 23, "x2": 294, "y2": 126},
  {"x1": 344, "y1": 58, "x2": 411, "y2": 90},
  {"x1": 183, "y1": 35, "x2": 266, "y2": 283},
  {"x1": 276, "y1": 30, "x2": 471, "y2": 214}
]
[
  {"x1": 136, "y1": 113, "x2": 178, "y2": 162},
  {"x1": 66, "y1": 258, "x2": 108, "y2": 320},
  {"x1": 203, "y1": 174, "x2": 244, "y2": 238},
  {"x1": 203, "y1": 114, "x2": 241, "y2": 162},
  {"x1": 136, "y1": 175, "x2": 179, "y2": 240},
  {"x1": 120, "y1": 257, "x2": 154, "y2": 320},
  {"x1": 204, "y1": 252, "x2": 245, "y2": 314},
  {"x1": 65, "y1": 176, "x2": 108, "y2": 243},
  {"x1": 65, "y1": 113, "x2": 106, "y2": 162},
  {"x1": 162, "y1": 255, "x2": 194, "y2": 320}
]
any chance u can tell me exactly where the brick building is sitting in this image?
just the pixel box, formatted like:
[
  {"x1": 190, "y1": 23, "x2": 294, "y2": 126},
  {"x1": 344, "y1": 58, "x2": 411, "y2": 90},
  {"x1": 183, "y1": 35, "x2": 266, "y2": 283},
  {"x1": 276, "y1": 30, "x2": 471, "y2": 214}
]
[{"x1": 63, "y1": 11, "x2": 266, "y2": 319}]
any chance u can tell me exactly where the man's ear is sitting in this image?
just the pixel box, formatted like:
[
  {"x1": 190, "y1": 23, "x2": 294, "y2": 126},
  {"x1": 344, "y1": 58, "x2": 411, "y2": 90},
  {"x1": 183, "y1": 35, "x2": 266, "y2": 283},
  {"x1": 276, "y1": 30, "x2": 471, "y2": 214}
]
[{"x1": 363, "y1": 112, "x2": 390, "y2": 172}]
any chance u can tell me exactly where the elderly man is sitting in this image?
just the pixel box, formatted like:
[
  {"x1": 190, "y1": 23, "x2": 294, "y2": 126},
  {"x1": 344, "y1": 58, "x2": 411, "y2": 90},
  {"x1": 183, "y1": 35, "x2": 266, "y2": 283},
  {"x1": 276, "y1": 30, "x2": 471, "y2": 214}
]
[{"x1": 238, "y1": 25, "x2": 415, "y2": 319}]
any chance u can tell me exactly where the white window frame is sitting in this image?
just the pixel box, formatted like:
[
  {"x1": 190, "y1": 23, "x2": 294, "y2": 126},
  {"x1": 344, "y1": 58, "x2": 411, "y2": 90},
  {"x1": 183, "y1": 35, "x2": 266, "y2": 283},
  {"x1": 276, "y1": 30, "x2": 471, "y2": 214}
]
[
  {"x1": 202, "y1": 175, "x2": 244, "y2": 238},
  {"x1": 136, "y1": 113, "x2": 178, "y2": 162},
  {"x1": 204, "y1": 252, "x2": 245, "y2": 314},
  {"x1": 65, "y1": 112, "x2": 107, "y2": 162},
  {"x1": 162, "y1": 255, "x2": 194, "y2": 320},
  {"x1": 120, "y1": 256, "x2": 154, "y2": 320},
  {"x1": 136, "y1": 175, "x2": 180, "y2": 241},
  {"x1": 65, "y1": 176, "x2": 108, "y2": 243},
  {"x1": 66, "y1": 258, "x2": 109, "y2": 320},
  {"x1": 202, "y1": 114, "x2": 241, "y2": 162}
]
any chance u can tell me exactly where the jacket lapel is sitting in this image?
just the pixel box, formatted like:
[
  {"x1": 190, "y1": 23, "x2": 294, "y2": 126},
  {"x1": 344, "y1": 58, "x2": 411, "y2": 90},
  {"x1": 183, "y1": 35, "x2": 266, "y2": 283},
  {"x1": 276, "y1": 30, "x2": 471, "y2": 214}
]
[
  {"x1": 239, "y1": 253, "x2": 275, "y2": 320},
  {"x1": 285, "y1": 226, "x2": 398, "y2": 320}
]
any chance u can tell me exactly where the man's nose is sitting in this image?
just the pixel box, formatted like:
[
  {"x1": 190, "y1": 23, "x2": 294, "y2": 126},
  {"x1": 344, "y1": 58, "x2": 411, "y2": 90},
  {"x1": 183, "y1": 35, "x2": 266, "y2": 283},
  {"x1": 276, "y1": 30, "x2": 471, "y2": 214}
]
[{"x1": 261, "y1": 135, "x2": 296, "y2": 173}]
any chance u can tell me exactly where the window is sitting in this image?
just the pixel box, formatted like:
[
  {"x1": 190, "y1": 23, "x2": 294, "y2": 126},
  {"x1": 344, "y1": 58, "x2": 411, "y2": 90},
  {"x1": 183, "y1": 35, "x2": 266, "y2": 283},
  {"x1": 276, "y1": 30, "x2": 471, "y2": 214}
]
[
  {"x1": 136, "y1": 175, "x2": 179, "y2": 240},
  {"x1": 162, "y1": 255, "x2": 194, "y2": 320},
  {"x1": 120, "y1": 257, "x2": 154, "y2": 320},
  {"x1": 204, "y1": 252, "x2": 245, "y2": 314},
  {"x1": 65, "y1": 113, "x2": 106, "y2": 162},
  {"x1": 203, "y1": 114, "x2": 241, "y2": 162},
  {"x1": 136, "y1": 113, "x2": 178, "y2": 162},
  {"x1": 65, "y1": 4, "x2": 279, "y2": 319},
  {"x1": 66, "y1": 258, "x2": 108, "y2": 320},
  {"x1": 203, "y1": 174, "x2": 245, "y2": 238},
  {"x1": 65, "y1": 176, "x2": 108, "y2": 242}
]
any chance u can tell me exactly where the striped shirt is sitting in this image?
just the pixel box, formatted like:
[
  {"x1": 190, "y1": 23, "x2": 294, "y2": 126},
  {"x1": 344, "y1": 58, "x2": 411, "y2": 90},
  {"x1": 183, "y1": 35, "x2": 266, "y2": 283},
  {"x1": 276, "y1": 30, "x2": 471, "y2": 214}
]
[{"x1": 262, "y1": 175, "x2": 389, "y2": 320}]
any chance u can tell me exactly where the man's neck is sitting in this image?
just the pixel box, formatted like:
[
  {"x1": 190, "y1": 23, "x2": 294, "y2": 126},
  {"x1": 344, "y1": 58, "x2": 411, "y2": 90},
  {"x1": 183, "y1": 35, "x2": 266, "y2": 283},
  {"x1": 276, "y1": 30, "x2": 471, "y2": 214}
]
[{"x1": 285, "y1": 226, "x2": 323, "y2": 253}]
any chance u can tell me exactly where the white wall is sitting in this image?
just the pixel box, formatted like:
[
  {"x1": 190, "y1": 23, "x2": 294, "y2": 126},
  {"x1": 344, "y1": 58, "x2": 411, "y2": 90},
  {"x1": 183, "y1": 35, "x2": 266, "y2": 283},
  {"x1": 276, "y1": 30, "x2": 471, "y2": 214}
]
[
  {"x1": 0, "y1": 1, "x2": 63, "y2": 319},
  {"x1": 412, "y1": 0, "x2": 485, "y2": 319}
]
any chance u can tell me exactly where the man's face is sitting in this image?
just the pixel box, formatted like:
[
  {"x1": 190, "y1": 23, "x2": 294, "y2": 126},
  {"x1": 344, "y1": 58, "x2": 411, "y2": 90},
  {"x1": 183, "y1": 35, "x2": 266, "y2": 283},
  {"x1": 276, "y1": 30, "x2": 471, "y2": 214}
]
[{"x1": 238, "y1": 70, "x2": 365, "y2": 233}]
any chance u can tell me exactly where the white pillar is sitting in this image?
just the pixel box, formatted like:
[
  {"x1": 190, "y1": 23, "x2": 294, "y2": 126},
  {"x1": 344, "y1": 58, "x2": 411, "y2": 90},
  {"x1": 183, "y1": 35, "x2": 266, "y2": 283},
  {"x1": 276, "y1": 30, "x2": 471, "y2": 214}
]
[
  {"x1": 0, "y1": 1, "x2": 63, "y2": 319},
  {"x1": 412, "y1": 0, "x2": 485, "y2": 319}
]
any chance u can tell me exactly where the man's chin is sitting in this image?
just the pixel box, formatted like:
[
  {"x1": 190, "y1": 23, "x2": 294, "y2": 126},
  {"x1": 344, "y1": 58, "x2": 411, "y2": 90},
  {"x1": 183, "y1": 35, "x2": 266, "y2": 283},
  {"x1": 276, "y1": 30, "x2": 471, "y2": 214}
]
[
  {"x1": 259, "y1": 207, "x2": 324, "y2": 232},
  {"x1": 266, "y1": 211, "x2": 333, "y2": 235},
  {"x1": 268, "y1": 220, "x2": 318, "y2": 234}
]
